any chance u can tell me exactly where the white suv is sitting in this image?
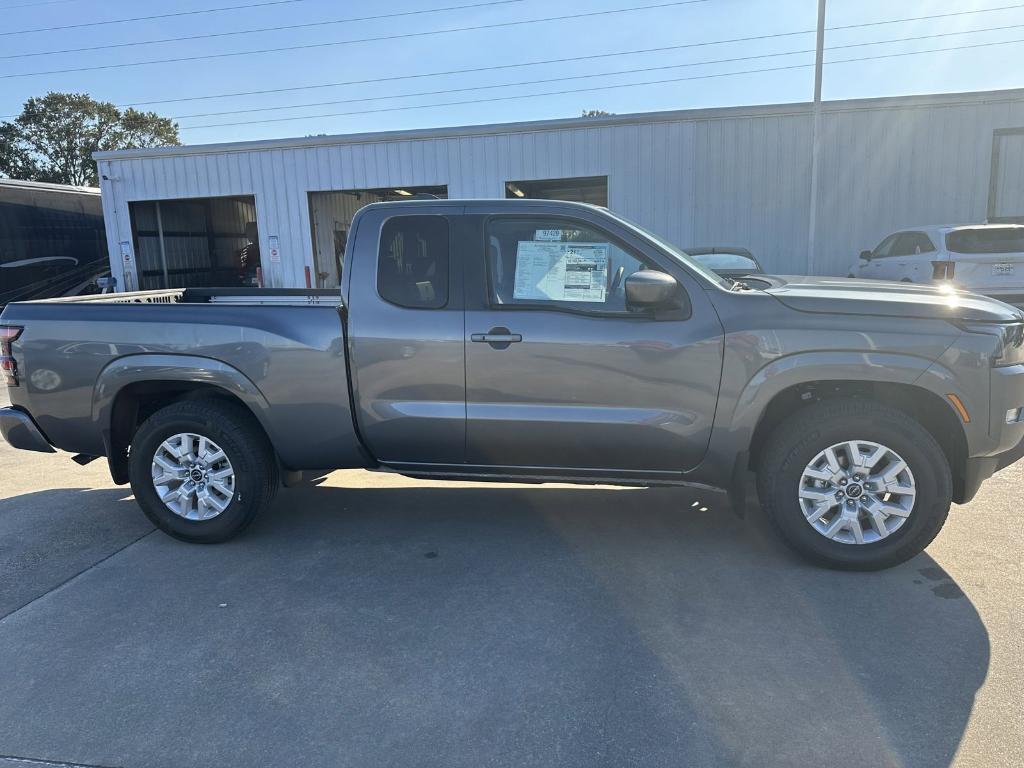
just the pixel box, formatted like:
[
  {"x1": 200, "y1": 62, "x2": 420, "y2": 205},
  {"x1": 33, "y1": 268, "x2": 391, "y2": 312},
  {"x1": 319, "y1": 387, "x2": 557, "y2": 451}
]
[{"x1": 847, "y1": 224, "x2": 1024, "y2": 304}]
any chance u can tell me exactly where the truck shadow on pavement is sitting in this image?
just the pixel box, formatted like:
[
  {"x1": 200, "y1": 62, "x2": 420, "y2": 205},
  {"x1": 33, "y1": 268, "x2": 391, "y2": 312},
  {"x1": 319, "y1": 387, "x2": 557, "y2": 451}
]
[{"x1": 0, "y1": 480, "x2": 990, "y2": 768}]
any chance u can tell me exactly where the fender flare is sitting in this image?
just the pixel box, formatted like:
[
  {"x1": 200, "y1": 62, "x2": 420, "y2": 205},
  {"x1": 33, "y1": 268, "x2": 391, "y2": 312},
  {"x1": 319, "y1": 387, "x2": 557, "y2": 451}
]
[
  {"x1": 92, "y1": 354, "x2": 275, "y2": 477},
  {"x1": 697, "y1": 350, "x2": 965, "y2": 494},
  {"x1": 727, "y1": 350, "x2": 940, "y2": 437}
]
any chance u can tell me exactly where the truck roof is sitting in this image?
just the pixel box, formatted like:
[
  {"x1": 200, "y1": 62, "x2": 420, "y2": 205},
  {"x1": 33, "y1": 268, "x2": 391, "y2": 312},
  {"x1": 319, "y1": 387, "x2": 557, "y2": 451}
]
[{"x1": 356, "y1": 198, "x2": 610, "y2": 215}]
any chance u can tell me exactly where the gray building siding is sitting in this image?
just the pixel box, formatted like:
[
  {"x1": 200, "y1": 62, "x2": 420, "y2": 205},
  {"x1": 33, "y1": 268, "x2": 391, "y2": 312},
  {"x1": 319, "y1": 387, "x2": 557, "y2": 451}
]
[{"x1": 96, "y1": 88, "x2": 1024, "y2": 290}]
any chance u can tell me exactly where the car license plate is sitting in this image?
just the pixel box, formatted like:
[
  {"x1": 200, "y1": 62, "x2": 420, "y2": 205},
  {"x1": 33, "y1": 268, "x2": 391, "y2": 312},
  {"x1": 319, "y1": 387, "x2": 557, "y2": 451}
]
[{"x1": 992, "y1": 263, "x2": 1015, "y2": 276}]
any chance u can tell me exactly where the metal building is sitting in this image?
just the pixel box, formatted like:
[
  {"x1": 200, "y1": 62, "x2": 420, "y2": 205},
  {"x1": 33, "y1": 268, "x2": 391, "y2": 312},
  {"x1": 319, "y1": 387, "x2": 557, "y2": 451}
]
[{"x1": 94, "y1": 87, "x2": 1024, "y2": 291}]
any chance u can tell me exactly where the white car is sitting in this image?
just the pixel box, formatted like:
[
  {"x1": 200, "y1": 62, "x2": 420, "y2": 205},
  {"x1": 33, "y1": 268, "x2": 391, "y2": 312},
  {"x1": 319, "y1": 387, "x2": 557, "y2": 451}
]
[{"x1": 847, "y1": 224, "x2": 1024, "y2": 304}]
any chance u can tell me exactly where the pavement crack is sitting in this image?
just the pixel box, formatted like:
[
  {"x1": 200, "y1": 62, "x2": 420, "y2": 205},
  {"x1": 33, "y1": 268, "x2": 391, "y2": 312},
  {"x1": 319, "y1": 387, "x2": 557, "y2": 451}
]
[{"x1": 0, "y1": 528, "x2": 156, "y2": 624}]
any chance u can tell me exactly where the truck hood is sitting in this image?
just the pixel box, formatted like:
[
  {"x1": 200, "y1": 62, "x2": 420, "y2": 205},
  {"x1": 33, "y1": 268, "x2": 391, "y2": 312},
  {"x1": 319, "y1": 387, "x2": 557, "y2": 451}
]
[{"x1": 757, "y1": 275, "x2": 1024, "y2": 323}]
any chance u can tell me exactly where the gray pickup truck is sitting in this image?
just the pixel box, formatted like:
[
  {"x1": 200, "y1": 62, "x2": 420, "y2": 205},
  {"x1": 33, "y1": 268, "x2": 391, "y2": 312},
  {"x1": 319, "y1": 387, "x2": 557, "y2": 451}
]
[{"x1": 3, "y1": 200, "x2": 1024, "y2": 570}]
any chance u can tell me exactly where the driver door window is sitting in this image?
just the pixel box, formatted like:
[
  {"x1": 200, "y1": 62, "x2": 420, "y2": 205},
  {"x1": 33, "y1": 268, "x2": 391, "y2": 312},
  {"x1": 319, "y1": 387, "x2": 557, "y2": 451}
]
[
  {"x1": 872, "y1": 234, "x2": 900, "y2": 258},
  {"x1": 485, "y1": 217, "x2": 657, "y2": 315}
]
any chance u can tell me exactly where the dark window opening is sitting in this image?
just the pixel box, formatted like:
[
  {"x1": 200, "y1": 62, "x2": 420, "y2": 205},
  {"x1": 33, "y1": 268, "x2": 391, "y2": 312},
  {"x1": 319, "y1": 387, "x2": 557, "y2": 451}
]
[
  {"x1": 505, "y1": 176, "x2": 608, "y2": 207},
  {"x1": 377, "y1": 215, "x2": 450, "y2": 309},
  {"x1": 947, "y1": 228, "x2": 1024, "y2": 254},
  {"x1": 309, "y1": 186, "x2": 448, "y2": 289},
  {"x1": 892, "y1": 232, "x2": 935, "y2": 256},
  {"x1": 129, "y1": 196, "x2": 259, "y2": 290}
]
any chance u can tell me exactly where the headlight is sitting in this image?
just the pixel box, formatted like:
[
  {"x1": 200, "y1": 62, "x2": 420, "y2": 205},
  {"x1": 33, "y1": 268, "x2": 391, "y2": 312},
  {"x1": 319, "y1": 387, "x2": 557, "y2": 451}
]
[
  {"x1": 995, "y1": 323, "x2": 1024, "y2": 367},
  {"x1": 959, "y1": 322, "x2": 1024, "y2": 367}
]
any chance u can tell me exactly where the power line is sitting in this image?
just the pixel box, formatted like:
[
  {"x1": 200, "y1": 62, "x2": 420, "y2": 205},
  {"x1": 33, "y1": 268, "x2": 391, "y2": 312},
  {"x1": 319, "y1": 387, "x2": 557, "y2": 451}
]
[
  {"x1": 0, "y1": 0, "x2": 316, "y2": 37},
  {"x1": 827, "y1": 2, "x2": 1024, "y2": 32},
  {"x1": 168, "y1": 22, "x2": 1024, "y2": 120},
  {"x1": 51, "y1": 1, "x2": 1024, "y2": 109},
  {"x1": 178, "y1": 36, "x2": 1024, "y2": 130},
  {"x1": 0, "y1": 1, "x2": 713, "y2": 79},
  {"x1": 130, "y1": 35, "x2": 813, "y2": 109},
  {"x1": 174, "y1": 49, "x2": 819, "y2": 120},
  {"x1": 5, "y1": 0, "x2": 1022, "y2": 59},
  {"x1": 0, "y1": 0, "x2": 531, "y2": 59}
]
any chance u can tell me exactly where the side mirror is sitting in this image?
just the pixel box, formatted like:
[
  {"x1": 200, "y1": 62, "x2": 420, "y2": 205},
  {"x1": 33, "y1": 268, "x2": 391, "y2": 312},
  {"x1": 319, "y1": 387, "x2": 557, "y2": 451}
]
[
  {"x1": 625, "y1": 270, "x2": 680, "y2": 310},
  {"x1": 859, "y1": 250, "x2": 873, "y2": 261}
]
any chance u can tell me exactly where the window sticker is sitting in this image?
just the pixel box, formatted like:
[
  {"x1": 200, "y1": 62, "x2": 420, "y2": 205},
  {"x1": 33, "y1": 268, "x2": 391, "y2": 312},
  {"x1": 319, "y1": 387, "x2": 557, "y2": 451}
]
[
  {"x1": 534, "y1": 229, "x2": 565, "y2": 241},
  {"x1": 513, "y1": 241, "x2": 609, "y2": 302}
]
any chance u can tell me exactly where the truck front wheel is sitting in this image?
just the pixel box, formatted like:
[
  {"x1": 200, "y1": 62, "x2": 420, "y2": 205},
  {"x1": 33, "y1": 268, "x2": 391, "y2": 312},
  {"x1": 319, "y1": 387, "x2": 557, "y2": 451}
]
[
  {"x1": 757, "y1": 399, "x2": 952, "y2": 570},
  {"x1": 129, "y1": 399, "x2": 278, "y2": 543}
]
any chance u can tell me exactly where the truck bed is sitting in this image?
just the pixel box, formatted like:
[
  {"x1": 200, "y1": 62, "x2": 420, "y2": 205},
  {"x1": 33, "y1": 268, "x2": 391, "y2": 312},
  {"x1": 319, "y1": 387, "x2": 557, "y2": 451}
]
[
  {"x1": 0, "y1": 288, "x2": 367, "y2": 471},
  {"x1": 29, "y1": 287, "x2": 342, "y2": 306}
]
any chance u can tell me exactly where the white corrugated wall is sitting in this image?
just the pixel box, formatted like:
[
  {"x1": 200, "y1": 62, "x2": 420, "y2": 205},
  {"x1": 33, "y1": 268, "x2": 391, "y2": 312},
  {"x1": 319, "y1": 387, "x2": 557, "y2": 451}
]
[{"x1": 96, "y1": 89, "x2": 1024, "y2": 289}]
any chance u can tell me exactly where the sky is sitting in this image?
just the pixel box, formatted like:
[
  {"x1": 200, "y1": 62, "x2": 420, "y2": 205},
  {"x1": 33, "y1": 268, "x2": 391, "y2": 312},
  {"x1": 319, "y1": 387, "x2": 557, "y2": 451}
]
[{"x1": 1, "y1": 0, "x2": 1023, "y2": 145}]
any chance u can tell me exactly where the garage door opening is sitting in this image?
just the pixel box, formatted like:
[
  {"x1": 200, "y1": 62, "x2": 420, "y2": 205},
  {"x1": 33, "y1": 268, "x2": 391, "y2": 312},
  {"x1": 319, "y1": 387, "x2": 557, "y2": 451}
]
[
  {"x1": 505, "y1": 176, "x2": 608, "y2": 206},
  {"x1": 129, "y1": 196, "x2": 259, "y2": 290},
  {"x1": 308, "y1": 185, "x2": 448, "y2": 288},
  {"x1": 989, "y1": 128, "x2": 1024, "y2": 223}
]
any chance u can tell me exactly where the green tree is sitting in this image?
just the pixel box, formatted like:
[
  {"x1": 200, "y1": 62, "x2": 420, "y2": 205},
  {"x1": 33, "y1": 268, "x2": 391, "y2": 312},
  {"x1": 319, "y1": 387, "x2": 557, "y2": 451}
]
[
  {"x1": 0, "y1": 92, "x2": 179, "y2": 186},
  {"x1": 580, "y1": 109, "x2": 615, "y2": 118}
]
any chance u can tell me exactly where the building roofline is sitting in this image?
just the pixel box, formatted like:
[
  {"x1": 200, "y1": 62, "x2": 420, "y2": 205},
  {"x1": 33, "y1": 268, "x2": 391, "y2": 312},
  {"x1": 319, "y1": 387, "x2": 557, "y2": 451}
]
[
  {"x1": 0, "y1": 177, "x2": 100, "y2": 194},
  {"x1": 94, "y1": 86, "x2": 1024, "y2": 162}
]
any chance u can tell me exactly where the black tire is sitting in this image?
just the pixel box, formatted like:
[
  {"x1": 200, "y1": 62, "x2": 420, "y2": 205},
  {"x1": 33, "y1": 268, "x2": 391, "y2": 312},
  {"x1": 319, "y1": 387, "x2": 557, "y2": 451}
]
[
  {"x1": 129, "y1": 399, "x2": 278, "y2": 543},
  {"x1": 757, "y1": 399, "x2": 951, "y2": 571}
]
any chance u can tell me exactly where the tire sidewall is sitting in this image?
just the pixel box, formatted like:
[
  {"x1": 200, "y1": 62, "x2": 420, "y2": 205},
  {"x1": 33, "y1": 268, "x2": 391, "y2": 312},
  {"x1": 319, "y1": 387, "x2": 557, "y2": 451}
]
[
  {"x1": 130, "y1": 410, "x2": 264, "y2": 543},
  {"x1": 766, "y1": 409, "x2": 950, "y2": 569}
]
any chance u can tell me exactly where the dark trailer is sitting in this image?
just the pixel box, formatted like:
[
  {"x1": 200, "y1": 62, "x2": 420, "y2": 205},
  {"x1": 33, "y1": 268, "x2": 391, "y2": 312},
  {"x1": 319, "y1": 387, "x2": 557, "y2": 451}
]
[{"x1": 0, "y1": 179, "x2": 108, "y2": 307}]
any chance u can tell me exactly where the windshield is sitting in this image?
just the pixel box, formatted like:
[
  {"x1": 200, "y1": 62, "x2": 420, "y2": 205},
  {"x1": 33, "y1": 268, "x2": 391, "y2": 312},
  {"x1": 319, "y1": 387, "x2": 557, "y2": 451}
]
[
  {"x1": 693, "y1": 253, "x2": 760, "y2": 272},
  {"x1": 603, "y1": 211, "x2": 732, "y2": 288}
]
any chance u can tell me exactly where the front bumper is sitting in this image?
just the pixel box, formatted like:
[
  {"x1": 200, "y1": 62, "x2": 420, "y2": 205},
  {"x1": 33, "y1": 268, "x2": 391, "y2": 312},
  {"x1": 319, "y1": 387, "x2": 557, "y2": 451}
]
[
  {"x1": 0, "y1": 407, "x2": 55, "y2": 453},
  {"x1": 990, "y1": 364, "x2": 1024, "y2": 454},
  {"x1": 960, "y1": 435, "x2": 1024, "y2": 503},
  {"x1": 957, "y1": 363, "x2": 1024, "y2": 503}
]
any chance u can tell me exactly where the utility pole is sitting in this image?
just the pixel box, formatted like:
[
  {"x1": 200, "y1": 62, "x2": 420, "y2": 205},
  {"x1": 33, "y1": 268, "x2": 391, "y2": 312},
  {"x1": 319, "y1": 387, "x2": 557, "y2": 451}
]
[{"x1": 806, "y1": 0, "x2": 826, "y2": 274}]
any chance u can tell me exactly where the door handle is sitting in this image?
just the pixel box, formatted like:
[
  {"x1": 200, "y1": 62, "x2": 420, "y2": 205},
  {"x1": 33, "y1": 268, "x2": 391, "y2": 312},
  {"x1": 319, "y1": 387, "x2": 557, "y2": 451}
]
[
  {"x1": 471, "y1": 333, "x2": 522, "y2": 343},
  {"x1": 471, "y1": 327, "x2": 522, "y2": 346},
  {"x1": 468, "y1": 333, "x2": 520, "y2": 342}
]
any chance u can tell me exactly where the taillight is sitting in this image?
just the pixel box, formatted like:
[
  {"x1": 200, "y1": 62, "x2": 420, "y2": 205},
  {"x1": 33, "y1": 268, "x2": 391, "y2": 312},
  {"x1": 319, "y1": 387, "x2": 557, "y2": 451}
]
[
  {"x1": 931, "y1": 261, "x2": 956, "y2": 281},
  {"x1": 0, "y1": 325, "x2": 23, "y2": 386}
]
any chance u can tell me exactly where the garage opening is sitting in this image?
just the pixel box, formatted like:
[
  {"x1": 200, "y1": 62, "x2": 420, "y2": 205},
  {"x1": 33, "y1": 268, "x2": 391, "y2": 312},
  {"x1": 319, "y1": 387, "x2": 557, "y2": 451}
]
[
  {"x1": 129, "y1": 196, "x2": 259, "y2": 290},
  {"x1": 308, "y1": 185, "x2": 448, "y2": 288},
  {"x1": 989, "y1": 128, "x2": 1024, "y2": 223},
  {"x1": 505, "y1": 176, "x2": 608, "y2": 206}
]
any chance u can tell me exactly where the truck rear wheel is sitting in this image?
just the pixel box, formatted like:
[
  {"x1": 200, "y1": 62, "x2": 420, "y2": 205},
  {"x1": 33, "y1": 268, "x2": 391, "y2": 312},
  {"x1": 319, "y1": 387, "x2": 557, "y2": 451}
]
[
  {"x1": 129, "y1": 399, "x2": 278, "y2": 543},
  {"x1": 757, "y1": 399, "x2": 951, "y2": 570}
]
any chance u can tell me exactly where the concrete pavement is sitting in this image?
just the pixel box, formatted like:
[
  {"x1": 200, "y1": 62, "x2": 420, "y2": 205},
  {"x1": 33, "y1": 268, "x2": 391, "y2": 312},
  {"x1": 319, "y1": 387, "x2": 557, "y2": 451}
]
[{"x1": 0, "y1": 390, "x2": 1020, "y2": 767}]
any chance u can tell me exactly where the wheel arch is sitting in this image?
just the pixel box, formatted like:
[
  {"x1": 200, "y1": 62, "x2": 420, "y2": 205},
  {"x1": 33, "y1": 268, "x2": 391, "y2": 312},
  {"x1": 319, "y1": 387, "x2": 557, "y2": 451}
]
[
  {"x1": 93, "y1": 355, "x2": 275, "y2": 484},
  {"x1": 748, "y1": 380, "x2": 968, "y2": 502}
]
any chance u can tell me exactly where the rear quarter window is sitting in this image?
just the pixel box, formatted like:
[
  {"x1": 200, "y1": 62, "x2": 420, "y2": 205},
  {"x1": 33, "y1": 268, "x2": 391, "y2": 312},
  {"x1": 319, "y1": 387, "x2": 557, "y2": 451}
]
[
  {"x1": 376, "y1": 215, "x2": 450, "y2": 309},
  {"x1": 946, "y1": 229, "x2": 1024, "y2": 254}
]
